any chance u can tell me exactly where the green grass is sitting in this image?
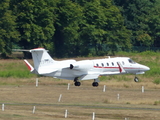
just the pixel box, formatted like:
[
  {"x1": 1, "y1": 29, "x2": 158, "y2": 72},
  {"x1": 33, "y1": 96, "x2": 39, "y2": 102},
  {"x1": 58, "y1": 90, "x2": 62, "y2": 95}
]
[
  {"x1": 0, "y1": 60, "x2": 35, "y2": 78},
  {"x1": 154, "y1": 100, "x2": 160, "y2": 105},
  {"x1": 0, "y1": 70, "x2": 33, "y2": 78},
  {"x1": 153, "y1": 79, "x2": 160, "y2": 84}
]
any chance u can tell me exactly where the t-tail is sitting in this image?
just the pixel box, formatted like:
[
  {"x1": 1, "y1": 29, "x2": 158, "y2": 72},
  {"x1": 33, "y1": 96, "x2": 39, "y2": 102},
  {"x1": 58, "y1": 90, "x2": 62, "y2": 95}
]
[{"x1": 24, "y1": 48, "x2": 57, "y2": 74}]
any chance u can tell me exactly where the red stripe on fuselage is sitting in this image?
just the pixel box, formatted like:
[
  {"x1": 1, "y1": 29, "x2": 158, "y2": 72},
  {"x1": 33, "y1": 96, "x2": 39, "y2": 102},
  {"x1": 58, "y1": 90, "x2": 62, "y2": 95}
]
[
  {"x1": 93, "y1": 66, "x2": 145, "y2": 70},
  {"x1": 94, "y1": 66, "x2": 118, "y2": 69}
]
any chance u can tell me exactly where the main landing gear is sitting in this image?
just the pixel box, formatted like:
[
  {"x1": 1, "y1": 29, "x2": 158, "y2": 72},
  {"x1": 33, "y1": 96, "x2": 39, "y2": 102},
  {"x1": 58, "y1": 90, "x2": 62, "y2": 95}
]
[
  {"x1": 74, "y1": 77, "x2": 81, "y2": 86},
  {"x1": 92, "y1": 79, "x2": 99, "y2": 87},
  {"x1": 74, "y1": 77, "x2": 99, "y2": 87},
  {"x1": 74, "y1": 81, "x2": 81, "y2": 86},
  {"x1": 92, "y1": 82, "x2": 99, "y2": 87}
]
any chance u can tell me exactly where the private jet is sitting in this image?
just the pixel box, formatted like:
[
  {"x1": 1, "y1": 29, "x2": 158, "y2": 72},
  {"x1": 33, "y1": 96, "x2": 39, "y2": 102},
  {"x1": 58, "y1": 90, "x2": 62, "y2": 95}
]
[{"x1": 24, "y1": 48, "x2": 150, "y2": 87}]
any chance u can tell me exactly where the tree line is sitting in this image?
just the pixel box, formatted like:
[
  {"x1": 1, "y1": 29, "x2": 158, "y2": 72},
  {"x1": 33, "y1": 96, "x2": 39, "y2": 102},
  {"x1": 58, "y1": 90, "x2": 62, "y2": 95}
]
[{"x1": 0, "y1": 0, "x2": 160, "y2": 58}]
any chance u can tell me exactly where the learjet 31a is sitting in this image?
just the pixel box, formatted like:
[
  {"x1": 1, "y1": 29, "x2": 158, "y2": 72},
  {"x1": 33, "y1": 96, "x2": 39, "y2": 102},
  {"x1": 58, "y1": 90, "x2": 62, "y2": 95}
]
[{"x1": 24, "y1": 48, "x2": 150, "y2": 87}]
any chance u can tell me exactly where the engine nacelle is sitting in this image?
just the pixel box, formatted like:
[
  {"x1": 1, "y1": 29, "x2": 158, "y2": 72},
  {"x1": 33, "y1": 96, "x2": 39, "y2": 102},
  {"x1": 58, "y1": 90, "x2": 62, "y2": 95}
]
[
  {"x1": 70, "y1": 64, "x2": 73, "y2": 69},
  {"x1": 70, "y1": 64, "x2": 79, "y2": 69},
  {"x1": 69, "y1": 60, "x2": 93, "y2": 70}
]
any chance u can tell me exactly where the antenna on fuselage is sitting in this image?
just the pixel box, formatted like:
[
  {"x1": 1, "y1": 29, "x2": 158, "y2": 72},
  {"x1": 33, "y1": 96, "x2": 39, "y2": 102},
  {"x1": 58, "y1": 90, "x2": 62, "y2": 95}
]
[{"x1": 105, "y1": 56, "x2": 110, "y2": 59}]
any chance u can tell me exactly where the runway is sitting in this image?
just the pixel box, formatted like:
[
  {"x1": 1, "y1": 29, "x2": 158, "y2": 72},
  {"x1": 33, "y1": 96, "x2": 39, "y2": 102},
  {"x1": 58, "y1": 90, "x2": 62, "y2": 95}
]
[{"x1": 0, "y1": 82, "x2": 160, "y2": 119}]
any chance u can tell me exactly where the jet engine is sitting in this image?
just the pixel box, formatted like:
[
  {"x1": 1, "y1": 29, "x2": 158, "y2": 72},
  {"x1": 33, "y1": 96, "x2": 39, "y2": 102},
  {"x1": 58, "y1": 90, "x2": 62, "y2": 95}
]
[{"x1": 69, "y1": 60, "x2": 93, "y2": 70}]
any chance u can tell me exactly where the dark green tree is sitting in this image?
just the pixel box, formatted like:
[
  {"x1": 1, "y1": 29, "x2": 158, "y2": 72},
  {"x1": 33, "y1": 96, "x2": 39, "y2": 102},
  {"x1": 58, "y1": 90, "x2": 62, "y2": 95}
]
[
  {"x1": 113, "y1": 0, "x2": 156, "y2": 49},
  {"x1": 147, "y1": 1, "x2": 160, "y2": 47},
  {"x1": 79, "y1": 0, "x2": 131, "y2": 55},
  {"x1": 54, "y1": 0, "x2": 84, "y2": 57},
  {"x1": 0, "y1": 0, "x2": 19, "y2": 58},
  {"x1": 11, "y1": 0, "x2": 56, "y2": 52}
]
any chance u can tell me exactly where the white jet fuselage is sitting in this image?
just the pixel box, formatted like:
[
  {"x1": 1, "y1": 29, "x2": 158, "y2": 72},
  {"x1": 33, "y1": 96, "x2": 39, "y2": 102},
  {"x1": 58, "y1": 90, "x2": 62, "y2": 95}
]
[
  {"x1": 43, "y1": 57, "x2": 149, "y2": 80},
  {"x1": 24, "y1": 48, "x2": 150, "y2": 87}
]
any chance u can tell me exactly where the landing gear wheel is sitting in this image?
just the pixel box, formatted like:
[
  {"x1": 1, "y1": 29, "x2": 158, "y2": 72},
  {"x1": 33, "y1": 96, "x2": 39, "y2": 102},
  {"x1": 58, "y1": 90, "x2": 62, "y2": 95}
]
[
  {"x1": 92, "y1": 82, "x2": 99, "y2": 87},
  {"x1": 74, "y1": 77, "x2": 81, "y2": 86},
  {"x1": 74, "y1": 82, "x2": 81, "y2": 86},
  {"x1": 134, "y1": 77, "x2": 139, "y2": 82}
]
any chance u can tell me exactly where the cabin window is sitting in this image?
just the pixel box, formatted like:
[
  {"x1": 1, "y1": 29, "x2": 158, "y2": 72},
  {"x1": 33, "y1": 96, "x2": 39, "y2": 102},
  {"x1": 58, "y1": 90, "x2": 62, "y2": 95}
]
[
  {"x1": 112, "y1": 62, "x2": 114, "y2": 66},
  {"x1": 106, "y1": 63, "x2": 109, "y2": 66},
  {"x1": 96, "y1": 64, "x2": 99, "y2": 66},
  {"x1": 122, "y1": 61, "x2": 125, "y2": 65},
  {"x1": 101, "y1": 63, "x2": 104, "y2": 67},
  {"x1": 128, "y1": 59, "x2": 135, "y2": 64}
]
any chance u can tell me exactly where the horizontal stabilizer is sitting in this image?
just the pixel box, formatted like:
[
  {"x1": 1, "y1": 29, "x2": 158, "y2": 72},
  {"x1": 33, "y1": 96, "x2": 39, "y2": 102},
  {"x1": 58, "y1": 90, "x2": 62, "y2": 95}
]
[{"x1": 12, "y1": 49, "x2": 30, "y2": 52}]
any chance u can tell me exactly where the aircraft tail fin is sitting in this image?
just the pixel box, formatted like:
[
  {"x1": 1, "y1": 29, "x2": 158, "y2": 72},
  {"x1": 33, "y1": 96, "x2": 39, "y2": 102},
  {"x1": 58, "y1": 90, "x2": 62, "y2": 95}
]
[{"x1": 29, "y1": 48, "x2": 56, "y2": 74}]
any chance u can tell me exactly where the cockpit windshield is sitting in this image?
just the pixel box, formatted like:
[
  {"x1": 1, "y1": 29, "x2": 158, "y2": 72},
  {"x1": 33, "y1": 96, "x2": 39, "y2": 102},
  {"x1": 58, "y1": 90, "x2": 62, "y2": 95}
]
[{"x1": 128, "y1": 59, "x2": 136, "y2": 64}]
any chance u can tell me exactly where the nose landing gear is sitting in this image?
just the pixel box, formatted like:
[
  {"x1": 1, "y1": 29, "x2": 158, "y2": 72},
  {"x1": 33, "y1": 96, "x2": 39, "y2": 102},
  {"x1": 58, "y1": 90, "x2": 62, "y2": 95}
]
[{"x1": 134, "y1": 76, "x2": 139, "y2": 82}]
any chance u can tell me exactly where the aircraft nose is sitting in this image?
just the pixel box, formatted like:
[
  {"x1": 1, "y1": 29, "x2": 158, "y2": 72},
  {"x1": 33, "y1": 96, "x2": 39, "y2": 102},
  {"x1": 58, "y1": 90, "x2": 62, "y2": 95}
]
[{"x1": 143, "y1": 65, "x2": 150, "y2": 71}]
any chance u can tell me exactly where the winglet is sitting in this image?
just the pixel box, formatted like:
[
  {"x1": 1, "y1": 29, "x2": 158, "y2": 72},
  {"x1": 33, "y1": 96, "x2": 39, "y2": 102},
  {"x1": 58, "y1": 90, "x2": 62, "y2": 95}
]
[
  {"x1": 117, "y1": 62, "x2": 126, "y2": 73},
  {"x1": 24, "y1": 59, "x2": 34, "y2": 72}
]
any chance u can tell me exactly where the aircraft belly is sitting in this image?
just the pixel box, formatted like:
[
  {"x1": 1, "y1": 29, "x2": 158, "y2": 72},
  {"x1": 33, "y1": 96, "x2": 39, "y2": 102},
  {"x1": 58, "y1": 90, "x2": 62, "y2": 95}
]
[
  {"x1": 104, "y1": 68, "x2": 118, "y2": 72},
  {"x1": 53, "y1": 69, "x2": 87, "y2": 79},
  {"x1": 125, "y1": 68, "x2": 138, "y2": 74}
]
